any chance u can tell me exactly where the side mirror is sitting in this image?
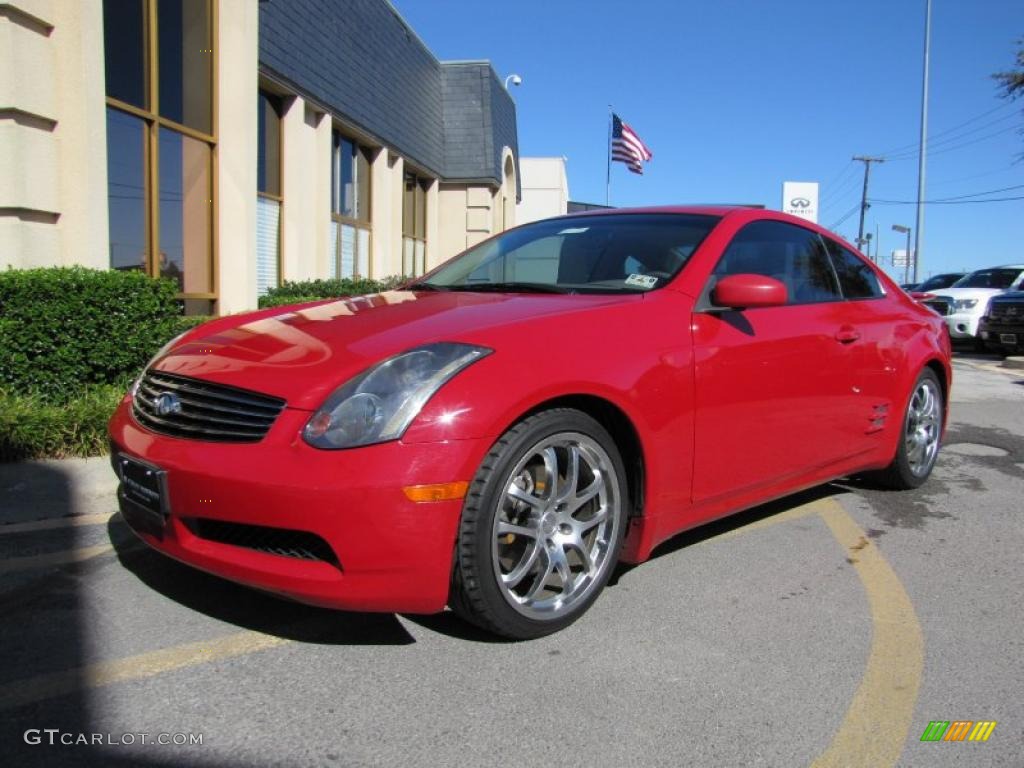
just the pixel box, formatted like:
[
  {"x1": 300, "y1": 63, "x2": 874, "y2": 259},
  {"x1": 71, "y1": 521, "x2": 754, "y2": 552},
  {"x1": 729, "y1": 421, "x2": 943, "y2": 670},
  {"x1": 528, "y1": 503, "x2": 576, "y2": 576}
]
[{"x1": 711, "y1": 274, "x2": 788, "y2": 309}]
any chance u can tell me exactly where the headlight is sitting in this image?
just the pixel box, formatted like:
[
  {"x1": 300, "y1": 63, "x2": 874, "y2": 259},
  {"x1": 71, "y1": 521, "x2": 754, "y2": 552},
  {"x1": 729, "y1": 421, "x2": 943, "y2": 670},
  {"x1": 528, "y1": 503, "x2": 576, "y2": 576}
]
[
  {"x1": 129, "y1": 330, "x2": 190, "y2": 398},
  {"x1": 303, "y1": 342, "x2": 491, "y2": 449},
  {"x1": 953, "y1": 299, "x2": 978, "y2": 311}
]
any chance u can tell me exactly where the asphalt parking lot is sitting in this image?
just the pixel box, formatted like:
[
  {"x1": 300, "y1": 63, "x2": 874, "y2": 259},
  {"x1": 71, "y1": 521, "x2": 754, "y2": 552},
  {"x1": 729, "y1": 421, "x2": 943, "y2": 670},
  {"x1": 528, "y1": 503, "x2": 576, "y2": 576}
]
[{"x1": 1, "y1": 354, "x2": 1022, "y2": 768}]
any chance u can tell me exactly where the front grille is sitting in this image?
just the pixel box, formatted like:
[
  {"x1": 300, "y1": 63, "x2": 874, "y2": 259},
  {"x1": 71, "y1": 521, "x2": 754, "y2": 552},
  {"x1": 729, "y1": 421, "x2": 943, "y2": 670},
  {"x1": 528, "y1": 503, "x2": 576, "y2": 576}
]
[
  {"x1": 922, "y1": 295, "x2": 952, "y2": 316},
  {"x1": 183, "y1": 518, "x2": 339, "y2": 565},
  {"x1": 133, "y1": 371, "x2": 286, "y2": 443},
  {"x1": 988, "y1": 302, "x2": 1024, "y2": 325}
]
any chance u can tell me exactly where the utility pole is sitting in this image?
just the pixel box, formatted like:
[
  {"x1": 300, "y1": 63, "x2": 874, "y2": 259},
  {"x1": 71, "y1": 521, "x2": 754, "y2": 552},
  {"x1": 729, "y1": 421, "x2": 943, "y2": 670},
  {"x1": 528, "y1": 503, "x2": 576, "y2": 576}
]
[{"x1": 853, "y1": 155, "x2": 885, "y2": 254}]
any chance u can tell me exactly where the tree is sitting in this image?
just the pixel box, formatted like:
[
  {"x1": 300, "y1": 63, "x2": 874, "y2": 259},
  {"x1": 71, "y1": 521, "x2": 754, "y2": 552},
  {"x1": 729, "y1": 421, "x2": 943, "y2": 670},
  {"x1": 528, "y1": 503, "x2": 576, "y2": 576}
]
[{"x1": 993, "y1": 38, "x2": 1024, "y2": 98}]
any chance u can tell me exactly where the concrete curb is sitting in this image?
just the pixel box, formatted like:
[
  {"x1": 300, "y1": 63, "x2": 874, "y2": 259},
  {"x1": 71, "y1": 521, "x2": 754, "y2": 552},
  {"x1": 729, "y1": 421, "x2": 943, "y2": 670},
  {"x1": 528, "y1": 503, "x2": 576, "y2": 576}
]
[
  {"x1": 1002, "y1": 356, "x2": 1024, "y2": 371},
  {"x1": 0, "y1": 456, "x2": 119, "y2": 525}
]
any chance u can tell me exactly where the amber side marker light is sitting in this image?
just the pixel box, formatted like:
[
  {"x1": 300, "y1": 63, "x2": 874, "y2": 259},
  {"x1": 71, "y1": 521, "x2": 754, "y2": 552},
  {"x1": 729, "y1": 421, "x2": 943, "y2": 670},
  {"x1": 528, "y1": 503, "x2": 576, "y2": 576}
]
[{"x1": 403, "y1": 481, "x2": 469, "y2": 503}]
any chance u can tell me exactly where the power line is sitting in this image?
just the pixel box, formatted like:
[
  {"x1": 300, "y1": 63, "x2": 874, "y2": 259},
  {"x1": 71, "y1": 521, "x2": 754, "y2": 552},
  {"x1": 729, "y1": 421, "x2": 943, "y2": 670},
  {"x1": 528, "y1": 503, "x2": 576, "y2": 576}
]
[
  {"x1": 870, "y1": 195, "x2": 1024, "y2": 205},
  {"x1": 924, "y1": 183, "x2": 1024, "y2": 201},
  {"x1": 871, "y1": 99, "x2": 1018, "y2": 157},
  {"x1": 885, "y1": 113, "x2": 1017, "y2": 159},
  {"x1": 928, "y1": 164, "x2": 1020, "y2": 187},
  {"x1": 820, "y1": 169, "x2": 862, "y2": 208},
  {"x1": 885, "y1": 123, "x2": 1019, "y2": 162},
  {"x1": 828, "y1": 203, "x2": 861, "y2": 231}
]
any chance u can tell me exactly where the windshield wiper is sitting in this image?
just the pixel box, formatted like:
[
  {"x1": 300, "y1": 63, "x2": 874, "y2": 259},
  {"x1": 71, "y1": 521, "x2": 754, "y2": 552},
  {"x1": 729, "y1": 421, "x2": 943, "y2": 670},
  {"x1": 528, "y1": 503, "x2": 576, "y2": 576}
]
[
  {"x1": 444, "y1": 282, "x2": 572, "y2": 294},
  {"x1": 409, "y1": 282, "x2": 450, "y2": 291}
]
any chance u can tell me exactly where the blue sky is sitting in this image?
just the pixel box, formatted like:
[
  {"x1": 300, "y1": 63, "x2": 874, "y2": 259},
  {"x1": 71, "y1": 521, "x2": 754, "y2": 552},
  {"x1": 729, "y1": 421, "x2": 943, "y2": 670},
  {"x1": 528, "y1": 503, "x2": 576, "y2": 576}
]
[{"x1": 393, "y1": 0, "x2": 1022, "y2": 281}]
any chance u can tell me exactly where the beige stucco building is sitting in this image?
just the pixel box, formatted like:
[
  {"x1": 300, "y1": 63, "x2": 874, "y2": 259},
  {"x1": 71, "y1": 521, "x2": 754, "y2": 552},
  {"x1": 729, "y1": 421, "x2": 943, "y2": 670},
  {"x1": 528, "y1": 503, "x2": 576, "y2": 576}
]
[{"x1": 1, "y1": 0, "x2": 519, "y2": 314}]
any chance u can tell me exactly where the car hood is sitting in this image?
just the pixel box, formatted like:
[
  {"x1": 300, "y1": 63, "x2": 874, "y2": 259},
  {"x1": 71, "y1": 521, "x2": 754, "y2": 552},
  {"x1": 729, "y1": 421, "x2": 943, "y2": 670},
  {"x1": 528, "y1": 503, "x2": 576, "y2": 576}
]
[
  {"x1": 934, "y1": 287, "x2": 1005, "y2": 303},
  {"x1": 153, "y1": 290, "x2": 626, "y2": 410},
  {"x1": 991, "y1": 291, "x2": 1024, "y2": 302}
]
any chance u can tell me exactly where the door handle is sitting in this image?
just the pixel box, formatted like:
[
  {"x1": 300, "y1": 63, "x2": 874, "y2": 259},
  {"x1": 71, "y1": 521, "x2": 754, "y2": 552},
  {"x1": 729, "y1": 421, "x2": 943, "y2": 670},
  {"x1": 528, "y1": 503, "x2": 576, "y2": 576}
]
[{"x1": 835, "y1": 326, "x2": 861, "y2": 344}]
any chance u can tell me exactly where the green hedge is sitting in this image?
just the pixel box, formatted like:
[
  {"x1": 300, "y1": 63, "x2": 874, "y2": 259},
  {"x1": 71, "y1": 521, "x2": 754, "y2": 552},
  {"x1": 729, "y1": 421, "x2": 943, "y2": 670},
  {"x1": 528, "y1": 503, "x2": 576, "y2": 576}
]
[
  {"x1": 0, "y1": 385, "x2": 125, "y2": 461},
  {"x1": 0, "y1": 267, "x2": 212, "y2": 461},
  {"x1": 0, "y1": 267, "x2": 200, "y2": 401},
  {"x1": 258, "y1": 275, "x2": 407, "y2": 308}
]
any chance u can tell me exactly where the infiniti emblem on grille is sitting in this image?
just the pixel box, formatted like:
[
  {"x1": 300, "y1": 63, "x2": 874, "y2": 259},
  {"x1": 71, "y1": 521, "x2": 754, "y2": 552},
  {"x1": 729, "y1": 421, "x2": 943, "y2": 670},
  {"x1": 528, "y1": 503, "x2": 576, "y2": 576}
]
[{"x1": 154, "y1": 393, "x2": 182, "y2": 416}]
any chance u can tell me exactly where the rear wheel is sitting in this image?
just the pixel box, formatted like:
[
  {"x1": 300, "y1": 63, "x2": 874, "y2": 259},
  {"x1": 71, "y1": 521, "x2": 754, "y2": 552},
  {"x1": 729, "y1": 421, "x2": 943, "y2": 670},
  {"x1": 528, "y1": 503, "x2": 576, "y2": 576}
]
[
  {"x1": 450, "y1": 409, "x2": 627, "y2": 639},
  {"x1": 872, "y1": 369, "x2": 943, "y2": 489}
]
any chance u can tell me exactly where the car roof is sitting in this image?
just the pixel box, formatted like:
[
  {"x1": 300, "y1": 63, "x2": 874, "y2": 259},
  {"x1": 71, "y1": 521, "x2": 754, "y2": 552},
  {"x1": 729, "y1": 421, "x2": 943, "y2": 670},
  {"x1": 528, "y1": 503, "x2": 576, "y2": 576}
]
[
  {"x1": 550, "y1": 205, "x2": 867, "y2": 257},
  {"x1": 559, "y1": 205, "x2": 755, "y2": 218}
]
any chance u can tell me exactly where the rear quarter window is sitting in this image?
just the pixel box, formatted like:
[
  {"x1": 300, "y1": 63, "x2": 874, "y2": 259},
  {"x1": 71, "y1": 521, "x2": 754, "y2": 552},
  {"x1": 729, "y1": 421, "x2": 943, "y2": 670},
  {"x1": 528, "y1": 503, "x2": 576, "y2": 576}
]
[{"x1": 825, "y1": 239, "x2": 883, "y2": 299}]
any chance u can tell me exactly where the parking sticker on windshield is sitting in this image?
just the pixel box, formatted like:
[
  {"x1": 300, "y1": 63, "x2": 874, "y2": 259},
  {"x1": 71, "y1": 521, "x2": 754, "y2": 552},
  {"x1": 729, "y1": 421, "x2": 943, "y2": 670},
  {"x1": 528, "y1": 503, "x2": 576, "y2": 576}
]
[{"x1": 625, "y1": 274, "x2": 658, "y2": 288}]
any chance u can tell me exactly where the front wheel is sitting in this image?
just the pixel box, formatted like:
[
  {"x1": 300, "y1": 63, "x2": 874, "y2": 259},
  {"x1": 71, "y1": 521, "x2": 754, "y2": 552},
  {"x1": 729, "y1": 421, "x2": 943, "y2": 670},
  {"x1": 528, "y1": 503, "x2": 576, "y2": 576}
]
[
  {"x1": 450, "y1": 409, "x2": 628, "y2": 639},
  {"x1": 871, "y1": 368, "x2": 944, "y2": 489}
]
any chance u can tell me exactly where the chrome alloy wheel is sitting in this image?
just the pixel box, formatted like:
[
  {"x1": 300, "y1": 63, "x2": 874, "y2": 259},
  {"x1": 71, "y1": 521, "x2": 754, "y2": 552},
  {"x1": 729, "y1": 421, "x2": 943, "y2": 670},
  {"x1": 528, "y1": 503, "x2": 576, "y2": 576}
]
[
  {"x1": 491, "y1": 432, "x2": 621, "y2": 619},
  {"x1": 905, "y1": 377, "x2": 941, "y2": 477}
]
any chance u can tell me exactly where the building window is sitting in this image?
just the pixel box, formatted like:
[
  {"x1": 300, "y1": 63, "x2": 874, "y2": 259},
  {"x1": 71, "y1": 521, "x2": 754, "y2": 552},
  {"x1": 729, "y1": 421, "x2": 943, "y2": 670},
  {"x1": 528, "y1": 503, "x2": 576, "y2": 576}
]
[
  {"x1": 331, "y1": 131, "x2": 371, "y2": 278},
  {"x1": 403, "y1": 172, "x2": 428, "y2": 276},
  {"x1": 103, "y1": 0, "x2": 215, "y2": 314},
  {"x1": 256, "y1": 89, "x2": 283, "y2": 296}
]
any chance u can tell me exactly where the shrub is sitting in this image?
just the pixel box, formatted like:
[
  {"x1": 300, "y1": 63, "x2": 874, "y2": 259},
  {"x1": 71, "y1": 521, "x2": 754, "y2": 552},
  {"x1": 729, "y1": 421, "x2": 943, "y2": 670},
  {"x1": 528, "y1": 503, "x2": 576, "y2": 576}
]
[
  {"x1": 258, "y1": 275, "x2": 407, "y2": 308},
  {"x1": 0, "y1": 385, "x2": 124, "y2": 461},
  {"x1": 257, "y1": 295, "x2": 324, "y2": 309},
  {"x1": 0, "y1": 267, "x2": 186, "y2": 400}
]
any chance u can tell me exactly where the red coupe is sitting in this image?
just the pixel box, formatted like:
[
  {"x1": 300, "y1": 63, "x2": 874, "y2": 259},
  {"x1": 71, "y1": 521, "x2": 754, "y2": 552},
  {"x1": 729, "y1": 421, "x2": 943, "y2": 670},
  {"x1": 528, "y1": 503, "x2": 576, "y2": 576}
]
[{"x1": 109, "y1": 207, "x2": 951, "y2": 639}]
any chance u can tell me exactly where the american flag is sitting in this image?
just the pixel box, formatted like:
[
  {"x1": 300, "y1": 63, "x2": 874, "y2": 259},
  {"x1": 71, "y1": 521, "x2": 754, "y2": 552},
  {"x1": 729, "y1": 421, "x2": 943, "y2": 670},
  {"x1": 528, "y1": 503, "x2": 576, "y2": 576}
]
[{"x1": 611, "y1": 113, "x2": 653, "y2": 175}]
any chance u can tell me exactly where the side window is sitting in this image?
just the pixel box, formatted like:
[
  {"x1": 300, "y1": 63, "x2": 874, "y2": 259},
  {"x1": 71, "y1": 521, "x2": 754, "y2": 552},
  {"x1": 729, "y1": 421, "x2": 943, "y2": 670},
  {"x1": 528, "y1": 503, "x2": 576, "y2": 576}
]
[
  {"x1": 825, "y1": 239, "x2": 883, "y2": 299},
  {"x1": 710, "y1": 220, "x2": 841, "y2": 305}
]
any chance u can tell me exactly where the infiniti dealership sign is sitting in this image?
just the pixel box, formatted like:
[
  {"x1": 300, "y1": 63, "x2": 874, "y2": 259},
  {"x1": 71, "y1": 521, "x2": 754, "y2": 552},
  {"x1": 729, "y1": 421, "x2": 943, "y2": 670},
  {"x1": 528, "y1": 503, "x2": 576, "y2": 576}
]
[{"x1": 782, "y1": 181, "x2": 819, "y2": 223}]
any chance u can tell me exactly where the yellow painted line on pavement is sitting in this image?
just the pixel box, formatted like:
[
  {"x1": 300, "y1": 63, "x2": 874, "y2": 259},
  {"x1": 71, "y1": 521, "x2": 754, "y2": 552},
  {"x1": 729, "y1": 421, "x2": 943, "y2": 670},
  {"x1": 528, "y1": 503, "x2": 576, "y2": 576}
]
[
  {"x1": 695, "y1": 494, "x2": 924, "y2": 767},
  {"x1": 0, "y1": 512, "x2": 119, "y2": 535},
  {"x1": 0, "y1": 631, "x2": 291, "y2": 711},
  {"x1": 0, "y1": 544, "x2": 114, "y2": 574},
  {"x1": 811, "y1": 499, "x2": 924, "y2": 768}
]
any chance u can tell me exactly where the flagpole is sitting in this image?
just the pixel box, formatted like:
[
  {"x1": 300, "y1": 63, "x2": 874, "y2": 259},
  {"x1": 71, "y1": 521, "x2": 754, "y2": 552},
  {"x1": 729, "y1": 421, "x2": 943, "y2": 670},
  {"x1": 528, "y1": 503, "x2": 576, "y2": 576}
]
[{"x1": 605, "y1": 106, "x2": 613, "y2": 206}]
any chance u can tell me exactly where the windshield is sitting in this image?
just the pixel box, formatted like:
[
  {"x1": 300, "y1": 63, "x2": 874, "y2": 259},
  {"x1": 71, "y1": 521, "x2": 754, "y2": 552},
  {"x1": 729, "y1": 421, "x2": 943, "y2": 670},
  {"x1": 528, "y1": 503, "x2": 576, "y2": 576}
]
[
  {"x1": 916, "y1": 273, "x2": 963, "y2": 292},
  {"x1": 953, "y1": 268, "x2": 1022, "y2": 289},
  {"x1": 415, "y1": 213, "x2": 720, "y2": 294}
]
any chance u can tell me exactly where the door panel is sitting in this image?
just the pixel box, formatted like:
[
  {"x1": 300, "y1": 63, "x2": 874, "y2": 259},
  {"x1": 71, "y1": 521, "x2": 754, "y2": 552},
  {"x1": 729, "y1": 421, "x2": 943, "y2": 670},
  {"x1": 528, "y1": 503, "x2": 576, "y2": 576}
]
[{"x1": 691, "y1": 304, "x2": 856, "y2": 502}]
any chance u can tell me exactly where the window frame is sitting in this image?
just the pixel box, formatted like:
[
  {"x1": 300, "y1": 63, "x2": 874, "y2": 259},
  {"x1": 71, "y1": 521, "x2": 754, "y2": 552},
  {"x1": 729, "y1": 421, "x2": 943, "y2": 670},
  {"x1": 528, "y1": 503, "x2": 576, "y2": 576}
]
[
  {"x1": 822, "y1": 236, "x2": 886, "y2": 302},
  {"x1": 701, "y1": 219, "x2": 844, "y2": 309},
  {"x1": 104, "y1": 0, "x2": 218, "y2": 311},
  {"x1": 255, "y1": 86, "x2": 284, "y2": 293},
  {"x1": 330, "y1": 129, "x2": 373, "y2": 278},
  {"x1": 402, "y1": 170, "x2": 429, "y2": 277}
]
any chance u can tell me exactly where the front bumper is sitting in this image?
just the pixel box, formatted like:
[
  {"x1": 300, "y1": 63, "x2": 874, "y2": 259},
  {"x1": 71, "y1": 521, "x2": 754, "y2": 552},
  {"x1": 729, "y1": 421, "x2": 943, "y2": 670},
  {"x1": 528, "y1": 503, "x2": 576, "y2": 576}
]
[
  {"x1": 109, "y1": 398, "x2": 491, "y2": 614},
  {"x1": 944, "y1": 312, "x2": 982, "y2": 339},
  {"x1": 979, "y1": 319, "x2": 1024, "y2": 352}
]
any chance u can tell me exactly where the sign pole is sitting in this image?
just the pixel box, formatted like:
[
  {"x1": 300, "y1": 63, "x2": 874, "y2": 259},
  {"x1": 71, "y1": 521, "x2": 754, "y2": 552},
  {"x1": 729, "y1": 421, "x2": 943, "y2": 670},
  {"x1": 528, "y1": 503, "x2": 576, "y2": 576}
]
[{"x1": 605, "y1": 106, "x2": 613, "y2": 207}]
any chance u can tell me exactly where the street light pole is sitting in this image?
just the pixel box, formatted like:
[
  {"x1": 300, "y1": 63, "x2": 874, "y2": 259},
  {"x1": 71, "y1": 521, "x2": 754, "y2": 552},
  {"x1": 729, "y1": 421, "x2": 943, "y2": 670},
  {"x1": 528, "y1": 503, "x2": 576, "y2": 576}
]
[{"x1": 913, "y1": 0, "x2": 932, "y2": 283}]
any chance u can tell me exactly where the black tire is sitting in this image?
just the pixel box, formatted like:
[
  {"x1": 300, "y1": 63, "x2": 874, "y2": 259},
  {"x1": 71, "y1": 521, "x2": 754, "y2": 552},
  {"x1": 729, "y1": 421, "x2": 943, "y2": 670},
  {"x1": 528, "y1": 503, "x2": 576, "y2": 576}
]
[
  {"x1": 450, "y1": 408, "x2": 628, "y2": 639},
  {"x1": 870, "y1": 368, "x2": 943, "y2": 490}
]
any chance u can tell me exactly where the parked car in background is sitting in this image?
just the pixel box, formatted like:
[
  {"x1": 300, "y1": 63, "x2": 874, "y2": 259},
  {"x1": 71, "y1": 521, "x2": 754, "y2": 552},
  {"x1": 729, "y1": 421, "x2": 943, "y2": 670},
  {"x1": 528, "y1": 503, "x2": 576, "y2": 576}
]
[
  {"x1": 979, "y1": 291, "x2": 1024, "y2": 354},
  {"x1": 914, "y1": 272, "x2": 966, "y2": 293},
  {"x1": 108, "y1": 207, "x2": 952, "y2": 639},
  {"x1": 926, "y1": 265, "x2": 1024, "y2": 347},
  {"x1": 901, "y1": 282, "x2": 920, "y2": 292}
]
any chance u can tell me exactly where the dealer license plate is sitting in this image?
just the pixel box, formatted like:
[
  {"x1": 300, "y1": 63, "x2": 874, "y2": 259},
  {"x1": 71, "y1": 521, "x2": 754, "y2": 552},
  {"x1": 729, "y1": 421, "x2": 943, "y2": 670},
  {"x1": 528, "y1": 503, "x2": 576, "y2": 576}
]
[{"x1": 116, "y1": 455, "x2": 168, "y2": 537}]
